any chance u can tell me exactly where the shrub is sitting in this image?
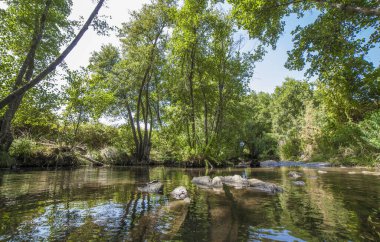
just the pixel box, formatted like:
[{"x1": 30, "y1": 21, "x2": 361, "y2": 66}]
[
  {"x1": 9, "y1": 137, "x2": 36, "y2": 163},
  {"x1": 359, "y1": 110, "x2": 380, "y2": 149},
  {"x1": 279, "y1": 136, "x2": 301, "y2": 160}
]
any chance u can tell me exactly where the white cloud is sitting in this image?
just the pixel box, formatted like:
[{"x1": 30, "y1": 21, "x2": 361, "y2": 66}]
[{"x1": 65, "y1": 0, "x2": 150, "y2": 70}]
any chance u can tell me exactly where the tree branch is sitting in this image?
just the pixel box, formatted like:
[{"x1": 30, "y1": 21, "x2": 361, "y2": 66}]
[{"x1": 0, "y1": 0, "x2": 105, "y2": 110}]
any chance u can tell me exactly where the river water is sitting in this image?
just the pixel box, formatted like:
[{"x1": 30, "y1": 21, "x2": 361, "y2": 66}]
[{"x1": 0, "y1": 167, "x2": 379, "y2": 241}]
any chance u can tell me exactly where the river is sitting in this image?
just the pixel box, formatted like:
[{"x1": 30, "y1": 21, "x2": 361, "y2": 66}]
[{"x1": 0, "y1": 167, "x2": 379, "y2": 241}]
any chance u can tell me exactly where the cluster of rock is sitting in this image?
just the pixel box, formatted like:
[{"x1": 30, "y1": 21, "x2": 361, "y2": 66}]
[
  {"x1": 191, "y1": 175, "x2": 283, "y2": 194},
  {"x1": 288, "y1": 171, "x2": 305, "y2": 186},
  {"x1": 137, "y1": 180, "x2": 190, "y2": 202}
]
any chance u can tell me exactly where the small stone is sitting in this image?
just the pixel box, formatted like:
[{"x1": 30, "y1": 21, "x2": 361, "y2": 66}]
[
  {"x1": 317, "y1": 170, "x2": 327, "y2": 174},
  {"x1": 288, "y1": 171, "x2": 302, "y2": 179},
  {"x1": 138, "y1": 180, "x2": 163, "y2": 193},
  {"x1": 171, "y1": 186, "x2": 188, "y2": 200},
  {"x1": 293, "y1": 181, "x2": 305, "y2": 186}
]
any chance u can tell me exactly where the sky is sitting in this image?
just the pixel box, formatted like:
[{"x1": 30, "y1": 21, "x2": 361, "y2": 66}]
[{"x1": 65, "y1": 0, "x2": 380, "y2": 94}]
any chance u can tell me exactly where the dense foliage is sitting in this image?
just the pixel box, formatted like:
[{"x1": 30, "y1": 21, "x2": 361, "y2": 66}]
[{"x1": 0, "y1": 0, "x2": 379, "y2": 167}]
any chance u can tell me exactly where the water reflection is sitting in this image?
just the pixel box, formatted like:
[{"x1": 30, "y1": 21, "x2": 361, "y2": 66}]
[{"x1": 0, "y1": 167, "x2": 379, "y2": 241}]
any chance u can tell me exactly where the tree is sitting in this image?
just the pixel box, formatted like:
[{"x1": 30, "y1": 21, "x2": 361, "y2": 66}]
[
  {"x1": 0, "y1": 0, "x2": 105, "y2": 152},
  {"x1": 89, "y1": 1, "x2": 174, "y2": 162},
  {"x1": 228, "y1": 0, "x2": 380, "y2": 121}
]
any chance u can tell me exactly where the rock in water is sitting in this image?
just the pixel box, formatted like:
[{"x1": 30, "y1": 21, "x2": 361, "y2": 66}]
[
  {"x1": 361, "y1": 171, "x2": 380, "y2": 176},
  {"x1": 138, "y1": 180, "x2": 163, "y2": 193},
  {"x1": 293, "y1": 181, "x2": 306, "y2": 186},
  {"x1": 248, "y1": 178, "x2": 283, "y2": 194},
  {"x1": 192, "y1": 175, "x2": 283, "y2": 193},
  {"x1": 288, "y1": 171, "x2": 302, "y2": 179},
  {"x1": 317, "y1": 170, "x2": 327, "y2": 174},
  {"x1": 211, "y1": 176, "x2": 223, "y2": 188},
  {"x1": 220, "y1": 175, "x2": 249, "y2": 188},
  {"x1": 171, "y1": 186, "x2": 189, "y2": 200},
  {"x1": 191, "y1": 176, "x2": 213, "y2": 187}
]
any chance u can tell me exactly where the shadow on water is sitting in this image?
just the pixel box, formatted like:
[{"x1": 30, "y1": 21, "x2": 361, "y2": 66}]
[{"x1": 0, "y1": 166, "x2": 379, "y2": 241}]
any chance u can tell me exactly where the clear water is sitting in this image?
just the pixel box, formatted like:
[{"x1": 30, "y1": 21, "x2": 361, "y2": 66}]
[{"x1": 0, "y1": 167, "x2": 379, "y2": 241}]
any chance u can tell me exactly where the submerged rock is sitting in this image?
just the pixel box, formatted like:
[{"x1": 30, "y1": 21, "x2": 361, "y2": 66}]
[
  {"x1": 138, "y1": 180, "x2": 163, "y2": 193},
  {"x1": 361, "y1": 171, "x2": 380, "y2": 176},
  {"x1": 171, "y1": 186, "x2": 189, "y2": 200},
  {"x1": 293, "y1": 181, "x2": 306, "y2": 186},
  {"x1": 318, "y1": 170, "x2": 327, "y2": 174},
  {"x1": 288, "y1": 171, "x2": 302, "y2": 179}
]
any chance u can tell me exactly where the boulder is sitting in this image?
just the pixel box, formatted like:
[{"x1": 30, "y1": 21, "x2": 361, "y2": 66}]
[
  {"x1": 191, "y1": 176, "x2": 212, "y2": 187},
  {"x1": 212, "y1": 176, "x2": 223, "y2": 188},
  {"x1": 248, "y1": 178, "x2": 283, "y2": 194},
  {"x1": 170, "y1": 186, "x2": 189, "y2": 200},
  {"x1": 292, "y1": 181, "x2": 305, "y2": 186},
  {"x1": 220, "y1": 175, "x2": 249, "y2": 188},
  {"x1": 138, "y1": 180, "x2": 163, "y2": 193},
  {"x1": 288, "y1": 171, "x2": 302, "y2": 179}
]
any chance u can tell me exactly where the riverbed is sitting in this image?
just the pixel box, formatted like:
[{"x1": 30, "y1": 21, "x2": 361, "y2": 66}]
[{"x1": 0, "y1": 167, "x2": 379, "y2": 241}]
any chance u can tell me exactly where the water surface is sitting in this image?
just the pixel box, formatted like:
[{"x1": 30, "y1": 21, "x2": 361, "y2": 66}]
[{"x1": 0, "y1": 167, "x2": 379, "y2": 241}]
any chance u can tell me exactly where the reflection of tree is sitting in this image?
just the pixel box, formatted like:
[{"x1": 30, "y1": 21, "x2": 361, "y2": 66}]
[{"x1": 275, "y1": 168, "x2": 360, "y2": 240}]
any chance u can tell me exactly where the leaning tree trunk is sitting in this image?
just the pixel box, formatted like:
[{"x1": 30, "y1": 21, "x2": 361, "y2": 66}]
[
  {"x1": 0, "y1": 0, "x2": 105, "y2": 152},
  {"x1": 0, "y1": 0, "x2": 52, "y2": 152},
  {"x1": 0, "y1": 0, "x2": 105, "y2": 111}
]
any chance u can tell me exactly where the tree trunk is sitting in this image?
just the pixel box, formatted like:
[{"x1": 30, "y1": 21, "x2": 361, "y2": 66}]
[
  {"x1": 0, "y1": 0, "x2": 52, "y2": 151},
  {"x1": 188, "y1": 45, "x2": 196, "y2": 149},
  {"x1": 126, "y1": 99, "x2": 139, "y2": 158}
]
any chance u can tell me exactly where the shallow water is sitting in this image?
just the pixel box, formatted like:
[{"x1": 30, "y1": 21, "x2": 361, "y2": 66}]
[{"x1": 0, "y1": 167, "x2": 379, "y2": 241}]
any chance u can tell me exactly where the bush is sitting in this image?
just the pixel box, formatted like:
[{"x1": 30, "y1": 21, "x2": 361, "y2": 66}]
[
  {"x1": 9, "y1": 137, "x2": 36, "y2": 163},
  {"x1": 359, "y1": 110, "x2": 380, "y2": 149},
  {"x1": 99, "y1": 146, "x2": 131, "y2": 165},
  {"x1": 249, "y1": 133, "x2": 279, "y2": 160},
  {"x1": 279, "y1": 136, "x2": 301, "y2": 160}
]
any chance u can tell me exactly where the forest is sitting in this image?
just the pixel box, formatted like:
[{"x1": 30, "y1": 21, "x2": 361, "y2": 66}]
[{"x1": 0, "y1": 0, "x2": 379, "y2": 168}]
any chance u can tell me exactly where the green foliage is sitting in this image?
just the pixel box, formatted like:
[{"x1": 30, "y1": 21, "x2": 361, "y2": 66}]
[
  {"x1": 279, "y1": 136, "x2": 302, "y2": 161},
  {"x1": 9, "y1": 137, "x2": 36, "y2": 162},
  {"x1": 1, "y1": 0, "x2": 379, "y2": 167},
  {"x1": 359, "y1": 110, "x2": 380, "y2": 149}
]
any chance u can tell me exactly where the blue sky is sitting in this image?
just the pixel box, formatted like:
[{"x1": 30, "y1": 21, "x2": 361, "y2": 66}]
[{"x1": 65, "y1": 0, "x2": 380, "y2": 93}]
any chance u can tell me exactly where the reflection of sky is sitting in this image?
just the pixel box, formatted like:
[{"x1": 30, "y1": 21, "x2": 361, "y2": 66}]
[
  {"x1": 6, "y1": 198, "x2": 164, "y2": 241},
  {"x1": 249, "y1": 226, "x2": 306, "y2": 242}
]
